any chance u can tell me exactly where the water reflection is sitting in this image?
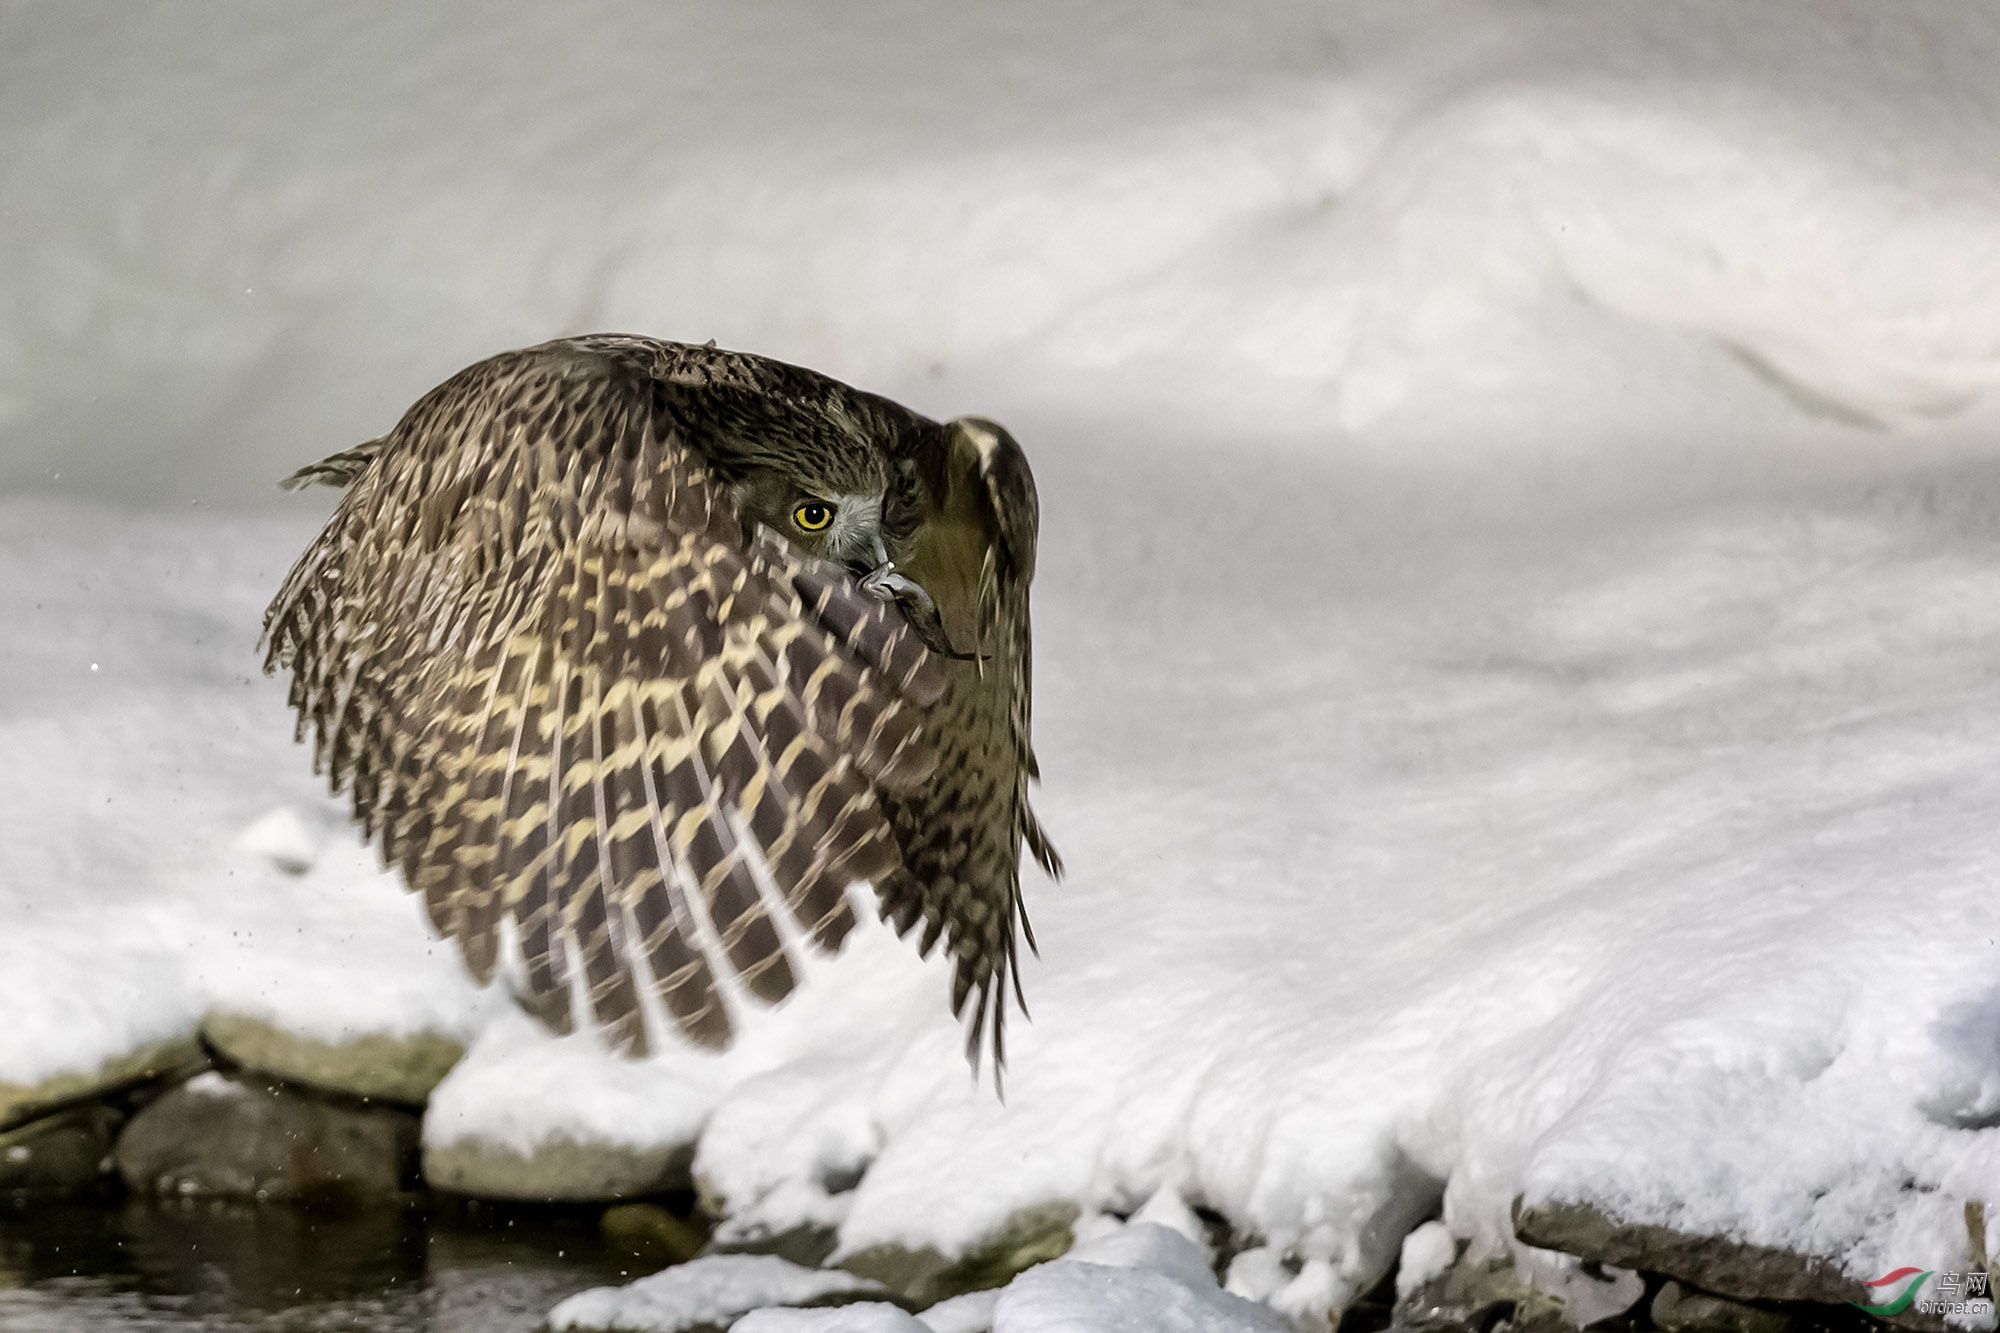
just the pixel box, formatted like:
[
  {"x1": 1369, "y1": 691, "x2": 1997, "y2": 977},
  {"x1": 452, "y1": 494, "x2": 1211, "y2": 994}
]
[{"x1": 0, "y1": 1198, "x2": 636, "y2": 1331}]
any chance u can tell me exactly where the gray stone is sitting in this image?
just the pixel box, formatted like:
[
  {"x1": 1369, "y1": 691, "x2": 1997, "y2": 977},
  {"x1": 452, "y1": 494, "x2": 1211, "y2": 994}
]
[
  {"x1": 839, "y1": 1200, "x2": 1079, "y2": 1308},
  {"x1": 709, "y1": 1219, "x2": 842, "y2": 1270},
  {"x1": 115, "y1": 1070, "x2": 418, "y2": 1201},
  {"x1": 201, "y1": 1009, "x2": 464, "y2": 1106},
  {"x1": 0, "y1": 1103, "x2": 122, "y2": 1198},
  {"x1": 1651, "y1": 1280, "x2": 1792, "y2": 1333},
  {"x1": 0, "y1": 1036, "x2": 208, "y2": 1131},
  {"x1": 423, "y1": 1132, "x2": 693, "y2": 1203},
  {"x1": 1515, "y1": 1199, "x2": 1947, "y2": 1332}
]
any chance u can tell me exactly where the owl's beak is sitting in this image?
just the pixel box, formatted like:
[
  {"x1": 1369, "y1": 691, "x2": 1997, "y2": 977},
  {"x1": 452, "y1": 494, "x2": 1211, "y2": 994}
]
[{"x1": 843, "y1": 533, "x2": 891, "y2": 583}]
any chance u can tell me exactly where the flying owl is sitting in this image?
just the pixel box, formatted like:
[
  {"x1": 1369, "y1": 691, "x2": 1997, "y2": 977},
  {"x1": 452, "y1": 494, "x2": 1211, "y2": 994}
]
[{"x1": 262, "y1": 335, "x2": 1059, "y2": 1070}]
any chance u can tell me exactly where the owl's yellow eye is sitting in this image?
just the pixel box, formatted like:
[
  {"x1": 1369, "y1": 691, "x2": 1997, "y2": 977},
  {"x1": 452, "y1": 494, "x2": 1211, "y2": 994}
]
[{"x1": 792, "y1": 500, "x2": 835, "y2": 532}]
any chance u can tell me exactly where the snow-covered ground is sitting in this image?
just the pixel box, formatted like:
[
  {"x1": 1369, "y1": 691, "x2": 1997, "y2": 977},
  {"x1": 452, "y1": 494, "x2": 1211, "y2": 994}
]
[{"x1": 7, "y1": 1, "x2": 2000, "y2": 1328}]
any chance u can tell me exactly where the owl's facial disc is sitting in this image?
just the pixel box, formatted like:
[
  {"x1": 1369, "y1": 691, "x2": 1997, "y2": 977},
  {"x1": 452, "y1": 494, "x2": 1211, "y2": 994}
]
[{"x1": 784, "y1": 491, "x2": 886, "y2": 570}]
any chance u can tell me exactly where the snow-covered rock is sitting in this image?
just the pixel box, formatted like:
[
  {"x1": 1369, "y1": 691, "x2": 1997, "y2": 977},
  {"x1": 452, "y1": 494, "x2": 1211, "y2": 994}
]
[
  {"x1": 201, "y1": 1009, "x2": 464, "y2": 1106},
  {"x1": 548, "y1": 1253, "x2": 891, "y2": 1332},
  {"x1": 422, "y1": 1013, "x2": 708, "y2": 1202},
  {"x1": 734, "y1": 1308, "x2": 932, "y2": 1333},
  {"x1": 1517, "y1": 1199, "x2": 1960, "y2": 1329},
  {"x1": 839, "y1": 1202, "x2": 1080, "y2": 1309},
  {"x1": 993, "y1": 1222, "x2": 1290, "y2": 1333},
  {"x1": 423, "y1": 1132, "x2": 695, "y2": 1206},
  {"x1": 0, "y1": 1035, "x2": 206, "y2": 1134}
]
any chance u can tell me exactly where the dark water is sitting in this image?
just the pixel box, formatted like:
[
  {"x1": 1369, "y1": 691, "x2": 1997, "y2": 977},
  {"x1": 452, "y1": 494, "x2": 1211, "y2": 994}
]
[{"x1": 0, "y1": 1198, "x2": 641, "y2": 1331}]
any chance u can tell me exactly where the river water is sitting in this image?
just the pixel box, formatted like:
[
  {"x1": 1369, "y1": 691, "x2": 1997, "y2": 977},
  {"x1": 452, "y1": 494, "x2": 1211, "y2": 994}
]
[{"x1": 0, "y1": 1198, "x2": 637, "y2": 1331}]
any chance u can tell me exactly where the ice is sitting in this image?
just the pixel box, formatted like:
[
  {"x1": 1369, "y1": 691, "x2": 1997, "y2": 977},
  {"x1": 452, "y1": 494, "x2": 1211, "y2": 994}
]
[{"x1": 7, "y1": 1, "x2": 2000, "y2": 1329}]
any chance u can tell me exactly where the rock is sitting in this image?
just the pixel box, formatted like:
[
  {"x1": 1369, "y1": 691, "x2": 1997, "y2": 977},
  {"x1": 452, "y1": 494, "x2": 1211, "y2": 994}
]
[
  {"x1": 839, "y1": 1200, "x2": 1079, "y2": 1308},
  {"x1": 423, "y1": 1132, "x2": 693, "y2": 1203},
  {"x1": 709, "y1": 1219, "x2": 842, "y2": 1270},
  {"x1": 1513, "y1": 1243, "x2": 1645, "y2": 1327},
  {"x1": 602, "y1": 1201, "x2": 710, "y2": 1269},
  {"x1": 0, "y1": 1103, "x2": 123, "y2": 1198},
  {"x1": 1394, "y1": 1252, "x2": 1560, "y2": 1332},
  {"x1": 1514, "y1": 1198, "x2": 1946, "y2": 1329},
  {"x1": 1393, "y1": 1241, "x2": 1642, "y2": 1332},
  {"x1": 0, "y1": 1036, "x2": 208, "y2": 1131},
  {"x1": 1651, "y1": 1280, "x2": 1792, "y2": 1333},
  {"x1": 114, "y1": 1070, "x2": 418, "y2": 1201},
  {"x1": 201, "y1": 1009, "x2": 463, "y2": 1106}
]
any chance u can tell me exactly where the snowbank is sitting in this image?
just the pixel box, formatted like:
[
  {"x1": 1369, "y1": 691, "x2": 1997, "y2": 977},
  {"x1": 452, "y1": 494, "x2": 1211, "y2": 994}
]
[
  {"x1": 7, "y1": 1, "x2": 2000, "y2": 1328},
  {"x1": 11, "y1": 1, "x2": 2000, "y2": 505},
  {"x1": 0, "y1": 499, "x2": 493, "y2": 1087}
]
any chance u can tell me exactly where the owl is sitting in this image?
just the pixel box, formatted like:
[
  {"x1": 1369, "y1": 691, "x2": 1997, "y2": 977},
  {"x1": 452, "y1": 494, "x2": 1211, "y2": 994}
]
[{"x1": 262, "y1": 336, "x2": 1059, "y2": 1072}]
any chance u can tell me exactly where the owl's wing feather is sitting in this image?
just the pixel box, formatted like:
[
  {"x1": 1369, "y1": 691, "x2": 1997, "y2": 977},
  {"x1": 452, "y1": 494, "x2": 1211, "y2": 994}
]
[
  {"x1": 882, "y1": 418, "x2": 1060, "y2": 1080},
  {"x1": 263, "y1": 341, "x2": 940, "y2": 1054}
]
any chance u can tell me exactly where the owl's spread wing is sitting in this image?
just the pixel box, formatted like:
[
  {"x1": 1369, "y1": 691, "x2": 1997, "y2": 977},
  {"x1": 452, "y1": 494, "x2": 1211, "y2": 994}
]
[
  {"x1": 881, "y1": 418, "x2": 1060, "y2": 1075},
  {"x1": 263, "y1": 342, "x2": 940, "y2": 1053}
]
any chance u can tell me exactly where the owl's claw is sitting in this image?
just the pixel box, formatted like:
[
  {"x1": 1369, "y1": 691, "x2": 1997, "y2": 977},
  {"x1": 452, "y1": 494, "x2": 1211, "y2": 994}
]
[
  {"x1": 858, "y1": 559, "x2": 915, "y2": 604},
  {"x1": 862, "y1": 562, "x2": 978, "y2": 661}
]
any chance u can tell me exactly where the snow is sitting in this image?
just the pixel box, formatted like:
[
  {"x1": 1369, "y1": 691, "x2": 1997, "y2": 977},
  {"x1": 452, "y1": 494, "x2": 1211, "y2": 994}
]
[
  {"x1": 913, "y1": 1292, "x2": 1002, "y2": 1333},
  {"x1": 1395, "y1": 1222, "x2": 1457, "y2": 1302},
  {"x1": 7, "y1": 1, "x2": 2000, "y2": 1329},
  {"x1": 546, "y1": 1254, "x2": 885, "y2": 1332},
  {"x1": 0, "y1": 500, "x2": 495, "y2": 1085},
  {"x1": 179, "y1": 1070, "x2": 246, "y2": 1101},
  {"x1": 710, "y1": 1222, "x2": 1291, "y2": 1333},
  {"x1": 986, "y1": 1221, "x2": 1291, "y2": 1333},
  {"x1": 996, "y1": 1262, "x2": 1289, "y2": 1333}
]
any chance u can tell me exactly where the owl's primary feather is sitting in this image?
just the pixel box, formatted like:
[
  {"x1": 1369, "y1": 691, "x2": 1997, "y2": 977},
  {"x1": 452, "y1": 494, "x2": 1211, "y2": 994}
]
[{"x1": 262, "y1": 335, "x2": 1056, "y2": 1071}]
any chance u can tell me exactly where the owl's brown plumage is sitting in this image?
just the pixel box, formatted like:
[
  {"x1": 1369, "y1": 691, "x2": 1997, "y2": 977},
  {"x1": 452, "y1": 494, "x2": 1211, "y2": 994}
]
[{"x1": 262, "y1": 335, "x2": 1057, "y2": 1071}]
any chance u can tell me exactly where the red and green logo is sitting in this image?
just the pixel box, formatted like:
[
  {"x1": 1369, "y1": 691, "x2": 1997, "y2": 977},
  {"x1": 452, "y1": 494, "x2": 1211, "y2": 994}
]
[{"x1": 1852, "y1": 1268, "x2": 1933, "y2": 1316}]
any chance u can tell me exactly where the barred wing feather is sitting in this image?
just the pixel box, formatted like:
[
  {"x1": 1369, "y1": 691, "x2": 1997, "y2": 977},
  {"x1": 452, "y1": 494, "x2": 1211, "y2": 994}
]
[{"x1": 262, "y1": 344, "x2": 940, "y2": 1053}]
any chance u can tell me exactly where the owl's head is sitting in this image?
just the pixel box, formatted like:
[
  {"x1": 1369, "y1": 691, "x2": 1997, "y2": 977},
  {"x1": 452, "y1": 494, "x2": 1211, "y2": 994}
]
[
  {"x1": 733, "y1": 470, "x2": 890, "y2": 569},
  {"x1": 719, "y1": 419, "x2": 913, "y2": 575}
]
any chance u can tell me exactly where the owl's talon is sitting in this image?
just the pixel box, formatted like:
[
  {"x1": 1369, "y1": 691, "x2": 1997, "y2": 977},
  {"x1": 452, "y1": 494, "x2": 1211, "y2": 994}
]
[
  {"x1": 859, "y1": 560, "x2": 904, "y2": 602},
  {"x1": 863, "y1": 563, "x2": 977, "y2": 660}
]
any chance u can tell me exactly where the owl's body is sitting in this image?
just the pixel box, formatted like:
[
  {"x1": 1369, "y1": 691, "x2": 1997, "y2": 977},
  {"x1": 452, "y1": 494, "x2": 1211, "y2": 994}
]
[{"x1": 264, "y1": 336, "x2": 1056, "y2": 1069}]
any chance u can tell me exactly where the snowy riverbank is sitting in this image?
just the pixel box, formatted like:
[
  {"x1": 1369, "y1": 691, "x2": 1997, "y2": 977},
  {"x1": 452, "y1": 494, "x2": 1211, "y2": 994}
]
[{"x1": 6, "y1": 2, "x2": 2000, "y2": 1329}]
